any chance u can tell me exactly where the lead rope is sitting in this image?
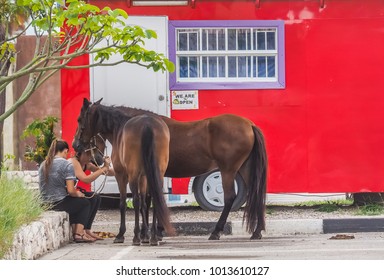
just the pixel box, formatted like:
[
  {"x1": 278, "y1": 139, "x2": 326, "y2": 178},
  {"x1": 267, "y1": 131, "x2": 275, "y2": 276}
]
[{"x1": 84, "y1": 134, "x2": 109, "y2": 199}]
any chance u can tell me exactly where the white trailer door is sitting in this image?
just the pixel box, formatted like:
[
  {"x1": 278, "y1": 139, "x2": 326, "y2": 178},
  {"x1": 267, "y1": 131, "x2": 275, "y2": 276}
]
[{"x1": 90, "y1": 16, "x2": 169, "y2": 194}]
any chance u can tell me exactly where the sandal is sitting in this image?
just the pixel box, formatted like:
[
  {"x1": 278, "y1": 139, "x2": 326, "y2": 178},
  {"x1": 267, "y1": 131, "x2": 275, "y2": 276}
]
[
  {"x1": 84, "y1": 232, "x2": 98, "y2": 241},
  {"x1": 73, "y1": 233, "x2": 95, "y2": 243},
  {"x1": 87, "y1": 231, "x2": 103, "y2": 240}
]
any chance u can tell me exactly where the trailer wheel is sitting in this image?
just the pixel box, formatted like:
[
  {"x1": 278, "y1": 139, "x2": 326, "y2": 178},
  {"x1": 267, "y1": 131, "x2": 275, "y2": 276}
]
[{"x1": 192, "y1": 170, "x2": 247, "y2": 212}]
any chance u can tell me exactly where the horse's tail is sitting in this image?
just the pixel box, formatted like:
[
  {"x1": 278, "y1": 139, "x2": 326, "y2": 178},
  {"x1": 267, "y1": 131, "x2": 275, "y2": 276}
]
[
  {"x1": 141, "y1": 126, "x2": 174, "y2": 235},
  {"x1": 243, "y1": 126, "x2": 268, "y2": 234}
]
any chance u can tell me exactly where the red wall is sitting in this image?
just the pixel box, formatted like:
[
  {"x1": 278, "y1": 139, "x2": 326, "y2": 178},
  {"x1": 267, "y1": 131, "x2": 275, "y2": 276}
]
[{"x1": 62, "y1": 0, "x2": 384, "y2": 193}]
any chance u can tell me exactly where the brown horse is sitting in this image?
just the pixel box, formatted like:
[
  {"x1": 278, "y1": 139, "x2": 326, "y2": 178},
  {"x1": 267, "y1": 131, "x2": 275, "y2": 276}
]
[
  {"x1": 74, "y1": 98, "x2": 268, "y2": 240},
  {"x1": 73, "y1": 98, "x2": 174, "y2": 245}
]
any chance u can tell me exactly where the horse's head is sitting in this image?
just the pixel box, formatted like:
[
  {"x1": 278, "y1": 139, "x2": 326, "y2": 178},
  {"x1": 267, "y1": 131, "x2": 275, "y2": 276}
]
[
  {"x1": 72, "y1": 98, "x2": 103, "y2": 154},
  {"x1": 80, "y1": 133, "x2": 107, "y2": 167}
]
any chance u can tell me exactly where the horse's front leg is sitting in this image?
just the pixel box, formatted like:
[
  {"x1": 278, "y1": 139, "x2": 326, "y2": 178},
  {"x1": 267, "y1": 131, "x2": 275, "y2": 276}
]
[
  {"x1": 114, "y1": 194, "x2": 127, "y2": 243},
  {"x1": 114, "y1": 174, "x2": 128, "y2": 244},
  {"x1": 209, "y1": 171, "x2": 237, "y2": 240}
]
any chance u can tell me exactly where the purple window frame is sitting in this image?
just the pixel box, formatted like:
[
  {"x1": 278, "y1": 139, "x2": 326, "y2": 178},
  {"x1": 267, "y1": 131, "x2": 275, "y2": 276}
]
[{"x1": 168, "y1": 20, "x2": 286, "y2": 90}]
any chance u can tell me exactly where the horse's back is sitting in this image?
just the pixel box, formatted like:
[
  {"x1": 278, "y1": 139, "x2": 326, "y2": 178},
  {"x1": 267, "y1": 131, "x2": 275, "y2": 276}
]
[{"x1": 162, "y1": 113, "x2": 256, "y2": 177}]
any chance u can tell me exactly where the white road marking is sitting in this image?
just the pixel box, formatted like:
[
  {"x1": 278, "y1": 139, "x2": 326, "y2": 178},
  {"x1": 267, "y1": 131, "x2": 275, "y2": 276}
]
[{"x1": 109, "y1": 246, "x2": 135, "y2": 260}]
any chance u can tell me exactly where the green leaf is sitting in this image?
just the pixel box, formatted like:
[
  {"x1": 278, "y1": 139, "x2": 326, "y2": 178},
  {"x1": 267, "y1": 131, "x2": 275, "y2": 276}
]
[
  {"x1": 115, "y1": 8, "x2": 128, "y2": 19},
  {"x1": 164, "y1": 59, "x2": 175, "y2": 73},
  {"x1": 145, "y1": 29, "x2": 157, "y2": 39}
]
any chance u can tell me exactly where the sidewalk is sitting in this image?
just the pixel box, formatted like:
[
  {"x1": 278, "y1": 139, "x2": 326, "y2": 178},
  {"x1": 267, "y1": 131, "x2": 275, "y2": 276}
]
[
  {"x1": 93, "y1": 193, "x2": 384, "y2": 236},
  {"x1": 92, "y1": 217, "x2": 384, "y2": 237},
  {"x1": 4, "y1": 196, "x2": 384, "y2": 260}
]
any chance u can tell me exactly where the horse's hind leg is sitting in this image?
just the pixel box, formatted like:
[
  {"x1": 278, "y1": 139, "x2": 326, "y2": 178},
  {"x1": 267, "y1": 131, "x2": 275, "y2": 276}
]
[
  {"x1": 251, "y1": 219, "x2": 265, "y2": 240},
  {"x1": 132, "y1": 186, "x2": 142, "y2": 246},
  {"x1": 156, "y1": 223, "x2": 164, "y2": 241},
  {"x1": 150, "y1": 205, "x2": 160, "y2": 246},
  {"x1": 209, "y1": 171, "x2": 237, "y2": 240},
  {"x1": 140, "y1": 194, "x2": 150, "y2": 244}
]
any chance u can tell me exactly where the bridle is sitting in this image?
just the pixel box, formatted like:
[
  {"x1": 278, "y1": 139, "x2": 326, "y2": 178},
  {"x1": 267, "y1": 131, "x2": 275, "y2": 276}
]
[
  {"x1": 82, "y1": 133, "x2": 110, "y2": 198},
  {"x1": 85, "y1": 133, "x2": 108, "y2": 168}
]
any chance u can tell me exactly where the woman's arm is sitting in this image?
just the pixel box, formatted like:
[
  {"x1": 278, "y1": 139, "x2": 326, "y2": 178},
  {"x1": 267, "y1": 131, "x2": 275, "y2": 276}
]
[
  {"x1": 87, "y1": 161, "x2": 115, "y2": 176},
  {"x1": 66, "y1": 179, "x2": 85, "y2": 198},
  {"x1": 69, "y1": 157, "x2": 108, "y2": 184},
  {"x1": 86, "y1": 156, "x2": 115, "y2": 176}
]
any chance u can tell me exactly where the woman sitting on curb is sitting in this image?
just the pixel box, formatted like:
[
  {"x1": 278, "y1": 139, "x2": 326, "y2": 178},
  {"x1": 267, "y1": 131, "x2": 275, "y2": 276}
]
[
  {"x1": 68, "y1": 151, "x2": 114, "y2": 241},
  {"x1": 38, "y1": 139, "x2": 109, "y2": 243}
]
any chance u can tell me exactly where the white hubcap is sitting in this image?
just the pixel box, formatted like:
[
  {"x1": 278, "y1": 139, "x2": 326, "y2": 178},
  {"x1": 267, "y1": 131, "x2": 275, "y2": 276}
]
[{"x1": 202, "y1": 172, "x2": 238, "y2": 208}]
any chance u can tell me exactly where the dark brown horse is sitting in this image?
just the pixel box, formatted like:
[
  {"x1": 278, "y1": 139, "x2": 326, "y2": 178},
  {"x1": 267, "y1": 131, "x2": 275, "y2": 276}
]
[
  {"x1": 73, "y1": 98, "x2": 174, "y2": 245},
  {"x1": 74, "y1": 98, "x2": 268, "y2": 240}
]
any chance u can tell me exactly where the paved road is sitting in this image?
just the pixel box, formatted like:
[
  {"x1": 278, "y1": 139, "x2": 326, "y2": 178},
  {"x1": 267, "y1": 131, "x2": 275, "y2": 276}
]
[{"x1": 39, "y1": 232, "x2": 384, "y2": 260}]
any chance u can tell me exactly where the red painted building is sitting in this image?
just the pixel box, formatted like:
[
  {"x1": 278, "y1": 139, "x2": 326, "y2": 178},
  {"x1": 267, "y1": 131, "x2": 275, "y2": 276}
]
[{"x1": 61, "y1": 0, "x2": 384, "y2": 200}]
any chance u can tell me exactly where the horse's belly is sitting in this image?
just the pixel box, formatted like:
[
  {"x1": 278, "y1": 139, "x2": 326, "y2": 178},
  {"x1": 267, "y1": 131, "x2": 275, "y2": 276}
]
[{"x1": 165, "y1": 157, "x2": 216, "y2": 178}]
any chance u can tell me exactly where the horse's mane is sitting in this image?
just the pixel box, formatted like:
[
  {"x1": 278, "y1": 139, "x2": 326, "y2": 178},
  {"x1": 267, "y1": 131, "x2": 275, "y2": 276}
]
[
  {"x1": 93, "y1": 104, "x2": 158, "y2": 135},
  {"x1": 114, "y1": 105, "x2": 158, "y2": 118}
]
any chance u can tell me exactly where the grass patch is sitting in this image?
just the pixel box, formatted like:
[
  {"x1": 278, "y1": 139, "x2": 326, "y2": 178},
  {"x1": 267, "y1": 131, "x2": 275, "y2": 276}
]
[
  {"x1": 0, "y1": 174, "x2": 46, "y2": 259},
  {"x1": 282, "y1": 199, "x2": 355, "y2": 213},
  {"x1": 356, "y1": 204, "x2": 384, "y2": 216},
  {"x1": 266, "y1": 207, "x2": 274, "y2": 215},
  {"x1": 292, "y1": 199, "x2": 353, "y2": 208},
  {"x1": 316, "y1": 203, "x2": 340, "y2": 213},
  {"x1": 126, "y1": 198, "x2": 134, "y2": 209},
  {"x1": 189, "y1": 201, "x2": 200, "y2": 207}
]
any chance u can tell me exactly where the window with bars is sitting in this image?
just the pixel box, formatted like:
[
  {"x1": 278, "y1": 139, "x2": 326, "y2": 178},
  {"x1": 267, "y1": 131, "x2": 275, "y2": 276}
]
[{"x1": 169, "y1": 20, "x2": 285, "y2": 90}]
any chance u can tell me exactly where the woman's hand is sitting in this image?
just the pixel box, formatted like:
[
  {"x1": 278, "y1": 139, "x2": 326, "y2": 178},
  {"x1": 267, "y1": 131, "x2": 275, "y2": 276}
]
[
  {"x1": 76, "y1": 191, "x2": 85, "y2": 198},
  {"x1": 103, "y1": 156, "x2": 111, "y2": 167}
]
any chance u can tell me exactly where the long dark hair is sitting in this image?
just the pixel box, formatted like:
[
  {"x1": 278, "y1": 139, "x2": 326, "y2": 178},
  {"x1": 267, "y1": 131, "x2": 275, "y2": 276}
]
[{"x1": 44, "y1": 139, "x2": 69, "y2": 180}]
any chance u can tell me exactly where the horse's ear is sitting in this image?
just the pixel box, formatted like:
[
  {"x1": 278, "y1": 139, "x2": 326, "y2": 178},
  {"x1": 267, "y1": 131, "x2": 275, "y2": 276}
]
[
  {"x1": 94, "y1": 98, "x2": 103, "y2": 105},
  {"x1": 83, "y1": 98, "x2": 91, "y2": 109}
]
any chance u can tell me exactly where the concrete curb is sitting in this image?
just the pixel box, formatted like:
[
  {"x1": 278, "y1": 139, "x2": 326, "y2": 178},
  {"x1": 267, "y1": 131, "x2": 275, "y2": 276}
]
[
  {"x1": 323, "y1": 217, "x2": 384, "y2": 233},
  {"x1": 193, "y1": 217, "x2": 384, "y2": 236},
  {"x1": 4, "y1": 211, "x2": 70, "y2": 260}
]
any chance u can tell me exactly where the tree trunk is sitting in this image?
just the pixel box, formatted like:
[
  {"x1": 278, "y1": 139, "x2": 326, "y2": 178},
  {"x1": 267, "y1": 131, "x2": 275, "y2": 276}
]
[
  {"x1": 0, "y1": 85, "x2": 4, "y2": 175},
  {"x1": 0, "y1": 25, "x2": 11, "y2": 174}
]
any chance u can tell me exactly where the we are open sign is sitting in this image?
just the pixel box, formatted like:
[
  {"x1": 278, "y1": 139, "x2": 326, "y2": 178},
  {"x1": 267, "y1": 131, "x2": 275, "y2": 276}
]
[{"x1": 171, "y1": 91, "x2": 199, "y2": 110}]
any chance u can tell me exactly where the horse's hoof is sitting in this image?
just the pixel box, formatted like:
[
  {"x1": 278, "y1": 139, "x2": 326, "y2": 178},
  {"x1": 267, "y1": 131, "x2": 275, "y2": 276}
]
[
  {"x1": 140, "y1": 234, "x2": 150, "y2": 244},
  {"x1": 208, "y1": 234, "x2": 220, "y2": 240},
  {"x1": 156, "y1": 235, "x2": 163, "y2": 242},
  {"x1": 132, "y1": 238, "x2": 141, "y2": 246},
  {"x1": 113, "y1": 237, "x2": 125, "y2": 243},
  {"x1": 250, "y1": 232, "x2": 262, "y2": 240},
  {"x1": 150, "y1": 240, "x2": 159, "y2": 246}
]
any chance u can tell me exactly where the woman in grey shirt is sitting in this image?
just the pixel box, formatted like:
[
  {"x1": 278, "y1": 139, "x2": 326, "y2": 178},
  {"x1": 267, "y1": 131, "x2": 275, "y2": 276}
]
[{"x1": 39, "y1": 139, "x2": 100, "y2": 243}]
